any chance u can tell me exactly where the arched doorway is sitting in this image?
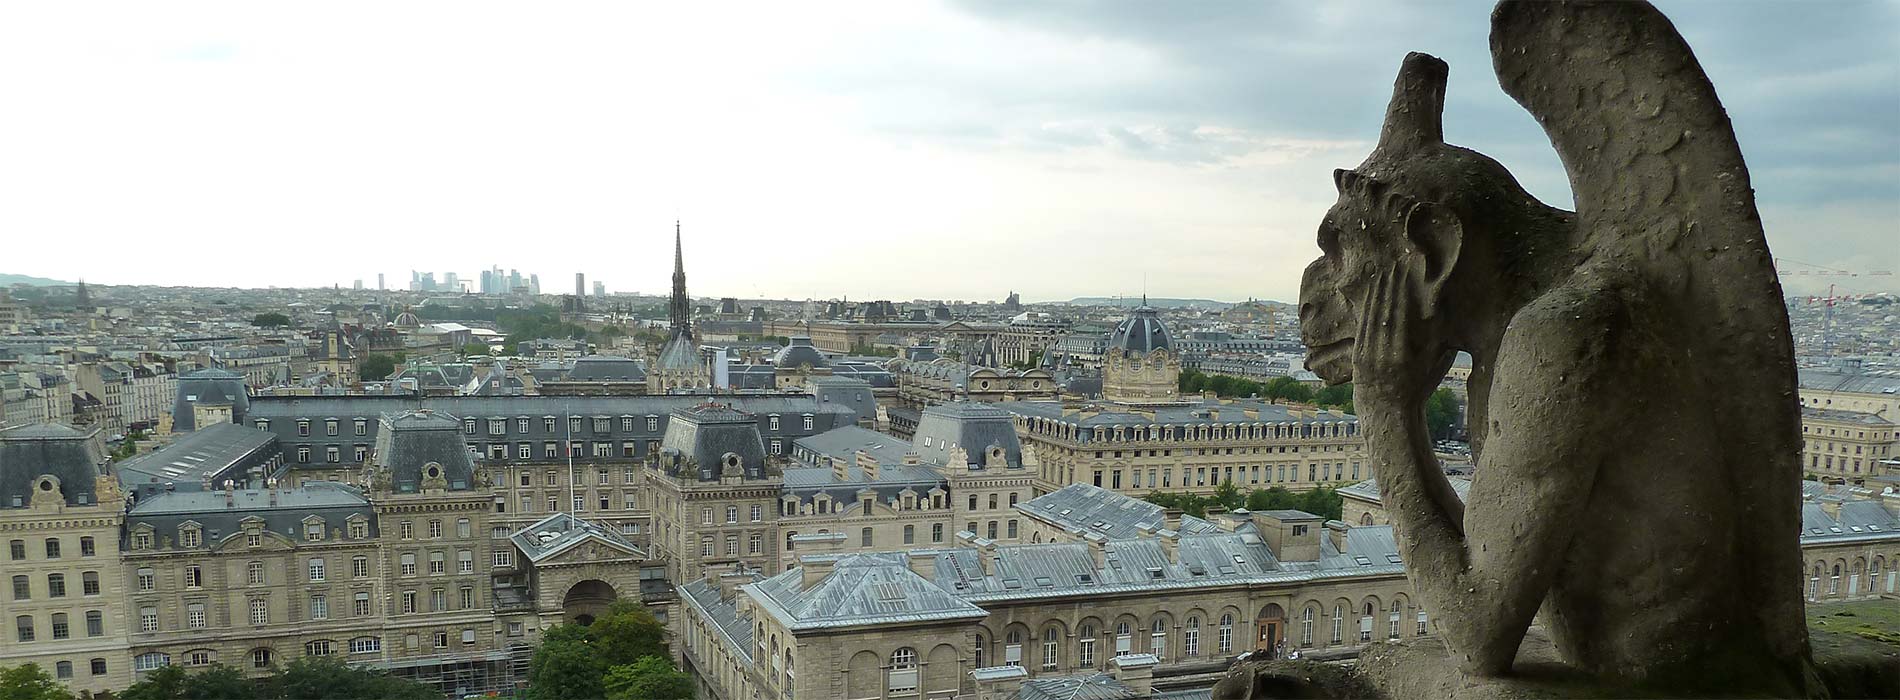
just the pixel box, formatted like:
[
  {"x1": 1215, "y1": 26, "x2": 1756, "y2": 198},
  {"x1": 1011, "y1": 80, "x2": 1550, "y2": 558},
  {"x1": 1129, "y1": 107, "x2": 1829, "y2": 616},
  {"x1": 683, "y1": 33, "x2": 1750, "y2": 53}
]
[
  {"x1": 1255, "y1": 604, "x2": 1285, "y2": 655},
  {"x1": 563, "y1": 579, "x2": 617, "y2": 625}
]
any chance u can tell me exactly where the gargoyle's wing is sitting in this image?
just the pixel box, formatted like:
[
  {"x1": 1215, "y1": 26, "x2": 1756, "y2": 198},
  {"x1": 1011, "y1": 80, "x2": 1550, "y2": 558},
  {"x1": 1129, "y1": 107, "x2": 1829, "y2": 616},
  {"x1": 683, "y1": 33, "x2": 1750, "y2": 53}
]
[{"x1": 1491, "y1": 1, "x2": 1770, "y2": 267}]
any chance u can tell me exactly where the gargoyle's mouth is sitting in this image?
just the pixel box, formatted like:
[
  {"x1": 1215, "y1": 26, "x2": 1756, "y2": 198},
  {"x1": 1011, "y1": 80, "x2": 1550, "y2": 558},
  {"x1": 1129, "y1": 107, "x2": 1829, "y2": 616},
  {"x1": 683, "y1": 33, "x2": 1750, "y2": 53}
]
[{"x1": 1305, "y1": 339, "x2": 1355, "y2": 383}]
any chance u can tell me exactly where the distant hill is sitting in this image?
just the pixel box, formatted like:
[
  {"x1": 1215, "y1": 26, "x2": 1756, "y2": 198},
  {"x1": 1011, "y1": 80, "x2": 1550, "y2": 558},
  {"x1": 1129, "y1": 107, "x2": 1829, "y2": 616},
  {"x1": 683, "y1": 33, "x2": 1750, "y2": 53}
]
[
  {"x1": 1049, "y1": 297, "x2": 1281, "y2": 310},
  {"x1": 0, "y1": 273, "x2": 71, "y2": 286}
]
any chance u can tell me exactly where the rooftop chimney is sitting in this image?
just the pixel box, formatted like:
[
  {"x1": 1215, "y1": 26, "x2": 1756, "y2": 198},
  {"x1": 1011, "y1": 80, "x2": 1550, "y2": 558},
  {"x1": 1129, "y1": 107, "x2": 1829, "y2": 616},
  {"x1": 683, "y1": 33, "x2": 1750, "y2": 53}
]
[
  {"x1": 857, "y1": 450, "x2": 880, "y2": 482},
  {"x1": 831, "y1": 455, "x2": 849, "y2": 481},
  {"x1": 1162, "y1": 509, "x2": 1183, "y2": 533},
  {"x1": 1253, "y1": 510, "x2": 1322, "y2": 562},
  {"x1": 1085, "y1": 534, "x2": 1107, "y2": 571},
  {"x1": 1111, "y1": 654, "x2": 1158, "y2": 698},
  {"x1": 902, "y1": 451, "x2": 921, "y2": 466},
  {"x1": 799, "y1": 556, "x2": 835, "y2": 588},
  {"x1": 1325, "y1": 520, "x2": 1350, "y2": 553},
  {"x1": 1158, "y1": 531, "x2": 1179, "y2": 565},
  {"x1": 906, "y1": 551, "x2": 937, "y2": 580}
]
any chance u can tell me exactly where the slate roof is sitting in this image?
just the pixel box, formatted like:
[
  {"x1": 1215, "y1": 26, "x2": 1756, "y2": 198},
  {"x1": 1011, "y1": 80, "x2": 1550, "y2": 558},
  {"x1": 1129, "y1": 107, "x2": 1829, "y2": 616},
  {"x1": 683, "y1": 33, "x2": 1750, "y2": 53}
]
[
  {"x1": 1017, "y1": 484, "x2": 1220, "y2": 540},
  {"x1": 660, "y1": 404, "x2": 768, "y2": 482},
  {"x1": 656, "y1": 331, "x2": 700, "y2": 371},
  {"x1": 510, "y1": 512, "x2": 645, "y2": 563},
  {"x1": 1108, "y1": 306, "x2": 1173, "y2": 354},
  {"x1": 791, "y1": 426, "x2": 916, "y2": 472},
  {"x1": 124, "y1": 481, "x2": 376, "y2": 549},
  {"x1": 1017, "y1": 672, "x2": 1134, "y2": 700},
  {"x1": 0, "y1": 423, "x2": 107, "y2": 508},
  {"x1": 564, "y1": 355, "x2": 647, "y2": 382},
  {"x1": 374, "y1": 410, "x2": 476, "y2": 492},
  {"x1": 745, "y1": 552, "x2": 989, "y2": 631},
  {"x1": 1337, "y1": 476, "x2": 1472, "y2": 505},
  {"x1": 172, "y1": 368, "x2": 249, "y2": 432},
  {"x1": 913, "y1": 402, "x2": 1026, "y2": 469},
  {"x1": 1800, "y1": 500, "x2": 1900, "y2": 546},
  {"x1": 912, "y1": 504, "x2": 1403, "y2": 605},
  {"x1": 679, "y1": 578, "x2": 755, "y2": 664},
  {"x1": 1001, "y1": 401, "x2": 1357, "y2": 437},
  {"x1": 772, "y1": 337, "x2": 827, "y2": 369},
  {"x1": 117, "y1": 422, "x2": 278, "y2": 493},
  {"x1": 1802, "y1": 406, "x2": 1895, "y2": 425},
  {"x1": 1799, "y1": 368, "x2": 1900, "y2": 397}
]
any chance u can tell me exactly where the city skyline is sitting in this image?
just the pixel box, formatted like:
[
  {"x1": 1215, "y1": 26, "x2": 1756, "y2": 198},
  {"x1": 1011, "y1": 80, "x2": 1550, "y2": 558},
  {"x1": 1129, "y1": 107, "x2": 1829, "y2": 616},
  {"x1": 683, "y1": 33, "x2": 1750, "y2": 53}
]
[{"x1": 0, "y1": 1, "x2": 1893, "y2": 301}]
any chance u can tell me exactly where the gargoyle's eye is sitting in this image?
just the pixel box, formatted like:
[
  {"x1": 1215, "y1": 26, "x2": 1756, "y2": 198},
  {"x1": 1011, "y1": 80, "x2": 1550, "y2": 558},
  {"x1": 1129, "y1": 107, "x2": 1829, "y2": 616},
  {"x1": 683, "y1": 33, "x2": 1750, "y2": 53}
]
[{"x1": 1318, "y1": 219, "x2": 1342, "y2": 257}]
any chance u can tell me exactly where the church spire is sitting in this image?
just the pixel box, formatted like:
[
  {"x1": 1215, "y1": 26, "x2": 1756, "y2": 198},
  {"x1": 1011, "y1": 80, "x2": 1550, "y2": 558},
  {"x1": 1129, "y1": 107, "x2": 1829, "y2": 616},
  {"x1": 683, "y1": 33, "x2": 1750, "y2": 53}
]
[{"x1": 668, "y1": 220, "x2": 691, "y2": 337}]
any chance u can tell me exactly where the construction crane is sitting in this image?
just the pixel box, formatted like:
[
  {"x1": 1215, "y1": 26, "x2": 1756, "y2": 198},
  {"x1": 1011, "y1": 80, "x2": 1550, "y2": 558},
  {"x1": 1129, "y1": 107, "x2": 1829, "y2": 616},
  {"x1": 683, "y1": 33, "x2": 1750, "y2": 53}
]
[{"x1": 1775, "y1": 260, "x2": 1896, "y2": 356}]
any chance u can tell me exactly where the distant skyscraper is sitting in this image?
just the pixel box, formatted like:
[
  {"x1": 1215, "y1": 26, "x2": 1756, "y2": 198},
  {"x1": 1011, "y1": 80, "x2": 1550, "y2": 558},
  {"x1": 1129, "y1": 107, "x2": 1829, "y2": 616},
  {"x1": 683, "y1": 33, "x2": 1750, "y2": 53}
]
[
  {"x1": 593, "y1": 281, "x2": 605, "y2": 298},
  {"x1": 444, "y1": 272, "x2": 460, "y2": 293},
  {"x1": 509, "y1": 269, "x2": 521, "y2": 292},
  {"x1": 378, "y1": 273, "x2": 385, "y2": 290},
  {"x1": 353, "y1": 279, "x2": 363, "y2": 290},
  {"x1": 530, "y1": 274, "x2": 540, "y2": 295},
  {"x1": 576, "y1": 272, "x2": 586, "y2": 298}
]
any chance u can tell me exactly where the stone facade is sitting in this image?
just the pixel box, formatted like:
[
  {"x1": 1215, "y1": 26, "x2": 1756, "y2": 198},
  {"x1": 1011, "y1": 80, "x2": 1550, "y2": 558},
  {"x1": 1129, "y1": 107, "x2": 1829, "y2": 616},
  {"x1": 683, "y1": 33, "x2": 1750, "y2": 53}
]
[{"x1": 1801, "y1": 406, "x2": 1897, "y2": 482}]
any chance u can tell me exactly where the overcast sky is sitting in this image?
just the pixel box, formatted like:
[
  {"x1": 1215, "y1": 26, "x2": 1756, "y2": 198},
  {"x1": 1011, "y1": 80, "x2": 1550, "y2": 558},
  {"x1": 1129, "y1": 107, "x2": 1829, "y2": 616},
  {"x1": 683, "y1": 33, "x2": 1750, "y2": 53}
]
[{"x1": 0, "y1": 1, "x2": 1893, "y2": 303}]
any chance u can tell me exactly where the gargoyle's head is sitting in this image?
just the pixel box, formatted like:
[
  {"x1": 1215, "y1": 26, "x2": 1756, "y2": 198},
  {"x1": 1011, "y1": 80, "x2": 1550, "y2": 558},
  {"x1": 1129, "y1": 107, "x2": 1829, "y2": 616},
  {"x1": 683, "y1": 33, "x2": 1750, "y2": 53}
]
[{"x1": 1299, "y1": 53, "x2": 1467, "y2": 385}]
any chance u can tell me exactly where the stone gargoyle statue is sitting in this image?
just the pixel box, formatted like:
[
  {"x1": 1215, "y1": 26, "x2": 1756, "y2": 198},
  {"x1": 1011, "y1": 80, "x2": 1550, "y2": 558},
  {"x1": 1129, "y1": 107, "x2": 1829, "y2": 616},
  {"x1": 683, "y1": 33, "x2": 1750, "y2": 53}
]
[{"x1": 1294, "y1": 0, "x2": 1813, "y2": 695}]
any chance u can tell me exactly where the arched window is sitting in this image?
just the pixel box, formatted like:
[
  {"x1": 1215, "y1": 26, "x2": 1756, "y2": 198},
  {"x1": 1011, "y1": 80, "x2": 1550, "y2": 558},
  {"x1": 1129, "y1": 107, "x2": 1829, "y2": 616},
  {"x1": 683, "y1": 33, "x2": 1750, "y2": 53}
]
[
  {"x1": 1150, "y1": 618, "x2": 1167, "y2": 660},
  {"x1": 1218, "y1": 614, "x2": 1234, "y2": 653},
  {"x1": 1042, "y1": 627, "x2": 1060, "y2": 670},
  {"x1": 1388, "y1": 600, "x2": 1403, "y2": 639},
  {"x1": 1115, "y1": 621, "x2": 1133, "y2": 655},
  {"x1": 1005, "y1": 629, "x2": 1024, "y2": 665},
  {"x1": 1331, "y1": 604, "x2": 1344, "y2": 645},
  {"x1": 889, "y1": 648, "x2": 917, "y2": 692},
  {"x1": 250, "y1": 648, "x2": 272, "y2": 669},
  {"x1": 1078, "y1": 624, "x2": 1097, "y2": 667},
  {"x1": 1184, "y1": 616, "x2": 1201, "y2": 657}
]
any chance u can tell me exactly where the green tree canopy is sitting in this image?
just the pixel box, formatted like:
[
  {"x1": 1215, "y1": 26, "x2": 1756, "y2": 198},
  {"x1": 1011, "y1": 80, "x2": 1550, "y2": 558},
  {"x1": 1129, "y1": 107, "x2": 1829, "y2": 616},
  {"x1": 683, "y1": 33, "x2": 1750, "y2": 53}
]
[
  {"x1": 263, "y1": 658, "x2": 437, "y2": 700},
  {"x1": 460, "y1": 342, "x2": 490, "y2": 357},
  {"x1": 526, "y1": 633, "x2": 608, "y2": 700},
  {"x1": 0, "y1": 664, "x2": 74, "y2": 700},
  {"x1": 1425, "y1": 388, "x2": 1461, "y2": 440},
  {"x1": 1313, "y1": 382, "x2": 1354, "y2": 412},
  {"x1": 1212, "y1": 480, "x2": 1243, "y2": 511},
  {"x1": 359, "y1": 353, "x2": 401, "y2": 381},
  {"x1": 250, "y1": 312, "x2": 290, "y2": 328},
  {"x1": 603, "y1": 657, "x2": 694, "y2": 700},
  {"x1": 590, "y1": 600, "x2": 670, "y2": 667}
]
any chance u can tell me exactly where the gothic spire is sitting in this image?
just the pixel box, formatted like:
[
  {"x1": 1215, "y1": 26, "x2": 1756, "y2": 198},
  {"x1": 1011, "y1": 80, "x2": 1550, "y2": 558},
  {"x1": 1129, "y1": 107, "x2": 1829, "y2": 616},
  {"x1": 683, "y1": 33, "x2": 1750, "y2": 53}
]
[{"x1": 668, "y1": 220, "x2": 692, "y2": 337}]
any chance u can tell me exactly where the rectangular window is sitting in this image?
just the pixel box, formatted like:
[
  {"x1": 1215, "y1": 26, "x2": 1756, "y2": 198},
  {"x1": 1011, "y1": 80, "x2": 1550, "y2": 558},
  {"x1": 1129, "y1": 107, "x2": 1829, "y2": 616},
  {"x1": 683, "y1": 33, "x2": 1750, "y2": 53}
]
[
  {"x1": 137, "y1": 567, "x2": 155, "y2": 591},
  {"x1": 140, "y1": 606, "x2": 159, "y2": 632},
  {"x1": 308, "y1": 558, "x2": 325, "y2": 582},
  {"x1": 355, "y1": 593, "x2": 372, "y2": 617},
  {"x1": 249, "y1": 599, "x2": 268, "y2": 625},
  {"x1": 402, "y1": 591, "x2": 417, "y2": 614},
  {"x1": 309, "y1": 596, "x2": 328, "y2": 620},
  {"x1": 83, "y1": 572, "x2": 100, "y2": 596},
  {"x1": 429, "y1": 552, "x2": 445, "y2": 575},
  {"x1": 184, "y1": 603, "x2": 206, "y2": 628}
]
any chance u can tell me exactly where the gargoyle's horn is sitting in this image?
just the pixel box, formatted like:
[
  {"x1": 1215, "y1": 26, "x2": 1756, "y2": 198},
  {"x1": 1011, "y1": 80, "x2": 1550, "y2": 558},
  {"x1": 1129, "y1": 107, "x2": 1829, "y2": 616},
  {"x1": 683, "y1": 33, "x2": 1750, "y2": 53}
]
[{"x1": 1378, "y1": 52, "x2": 1449, "y2": 152}]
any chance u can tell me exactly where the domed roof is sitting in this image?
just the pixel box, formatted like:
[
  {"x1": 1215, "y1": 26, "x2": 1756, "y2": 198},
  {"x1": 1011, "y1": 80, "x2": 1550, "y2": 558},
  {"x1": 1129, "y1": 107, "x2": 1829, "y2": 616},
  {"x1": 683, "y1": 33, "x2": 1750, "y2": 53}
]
[
  {"x1": 1108, "y1": 306, "x2": 1173, "y2": 354},
  {"x1": 393, "y1": 310, "x2": 421, "y2": 328},
  {"x1": 772, "y1": 337, "x2": 827, "y2": 369}
]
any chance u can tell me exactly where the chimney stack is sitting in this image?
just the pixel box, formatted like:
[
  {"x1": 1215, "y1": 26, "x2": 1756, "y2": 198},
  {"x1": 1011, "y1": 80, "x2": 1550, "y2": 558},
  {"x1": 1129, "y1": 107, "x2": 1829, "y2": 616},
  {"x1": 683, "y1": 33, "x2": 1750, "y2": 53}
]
[
  {"x1": 1085, "y1": 533, "x2": 1107, "y2": 571},
  {"x1": 831, "y1": 455, "x2": 849, "y2": 481},
  {"x1": 1158, "y1": 531, "x2": 1179, "y2": 564},
  {"x1": 906, "y1": 551, "x2": 937, "y2": 580},
  {"x1": 903, "y1": 451, "x2": 921, "y2": 466},
  {"x1": 799, "y1": 556, "x2": 835, "y2": 588},
  {"x1": 857, "y1": 450, "x2": 880, "y2": 482},
  {"x1": 1111, "y1": 653, "x2": 1158, "y2": 697},
  {"x1": 1819, "y1": 497, "x2": 1843, "y2": 521},
  {"x1": 1162, "y1": 509, "x2": 1183, "y2": 533},
  {"x1": 1326, "y1": 520, "x2": 1350, "y2": 553}
]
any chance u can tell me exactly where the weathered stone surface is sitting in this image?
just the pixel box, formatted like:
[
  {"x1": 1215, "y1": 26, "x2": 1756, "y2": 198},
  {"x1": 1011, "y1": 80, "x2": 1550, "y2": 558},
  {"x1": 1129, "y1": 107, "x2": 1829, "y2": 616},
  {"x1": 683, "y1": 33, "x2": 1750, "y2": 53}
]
[{"x1": 1296, "y1": 0, "x2": 1813, "y2": 695}]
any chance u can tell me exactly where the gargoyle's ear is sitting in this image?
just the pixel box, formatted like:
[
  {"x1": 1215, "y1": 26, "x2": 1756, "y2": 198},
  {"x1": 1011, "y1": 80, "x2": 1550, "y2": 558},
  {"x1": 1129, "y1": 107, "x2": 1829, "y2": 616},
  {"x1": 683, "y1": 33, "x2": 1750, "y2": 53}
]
[
  {"x1": 1403, "y1": 201, "x2": 1462, "y2": 317},
  {"x1": 1378, "y1": 52, "x2": 1449, "y2": 153}
]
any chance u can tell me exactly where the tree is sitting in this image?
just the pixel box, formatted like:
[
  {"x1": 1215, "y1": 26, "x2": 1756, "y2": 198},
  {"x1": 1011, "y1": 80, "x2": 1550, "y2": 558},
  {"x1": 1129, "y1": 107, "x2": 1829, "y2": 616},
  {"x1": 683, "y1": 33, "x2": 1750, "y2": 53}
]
[
  {"x1": 264, "y1": 658, "x2": 436, "y2": 700},
  {"x1": 1245, "y1": 486, "x2": 1296, "y2": 512},
  {"x1": 1425, "y1": 388, "x2": 1461, "y2": 440},
  {"x1": 0, "y1": 664, "x2": 73, "y2": 700},
  {"x1": 526, "y1": 633, "x2": 608, "y2": 700},
  {"x1": 1313, "y1": 383, "x2": 1354, "y2": 413},
  {"x1": 589, "y1": 601, "x2": 669, "y2": 667},
  {"x1": 359, "y1": 353, "x2": 400, "y2": 381},
  {"x1": 603, "y1": 657, "x2": 694, "y2": 700},
  {"x1": 1212, "y1": 480, "x2": 1243, "y2": 511},
  {"x1": 250, "y1": 312, "x2": 290, "y2": 328},
  {"x1": 118, "y1": 665, "x2": 188, "y2": 700},
  {"x1": 460, "y1": 343, "x2": 490, "y2": 357},
  {"x1": 1297, "y1": 487, "x2": 1344, "y2": 521},
  {"x1": 178, "y1": 665, "x2": 254, "y2": 700}
]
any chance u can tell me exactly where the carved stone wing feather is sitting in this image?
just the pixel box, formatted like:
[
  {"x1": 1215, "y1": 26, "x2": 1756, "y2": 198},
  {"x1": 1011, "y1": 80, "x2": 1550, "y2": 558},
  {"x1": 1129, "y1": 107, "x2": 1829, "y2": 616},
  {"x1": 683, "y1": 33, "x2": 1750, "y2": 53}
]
[{"x1": 1491, "y1": 1, "x2": 1767, "y2": 265}]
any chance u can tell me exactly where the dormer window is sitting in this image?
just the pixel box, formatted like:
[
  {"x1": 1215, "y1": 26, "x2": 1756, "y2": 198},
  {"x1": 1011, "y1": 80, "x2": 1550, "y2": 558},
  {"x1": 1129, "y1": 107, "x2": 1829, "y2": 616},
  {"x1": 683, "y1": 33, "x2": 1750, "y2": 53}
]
[
  {"x1": 304, "y1": 519, "x2": 325, "y2": 542},
  {"x1": 462, "y1": 419, "x2": 476, "y2": 435},
  {"x1": 179, "y1": 527, "x2": 200, "y2": 549}
]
